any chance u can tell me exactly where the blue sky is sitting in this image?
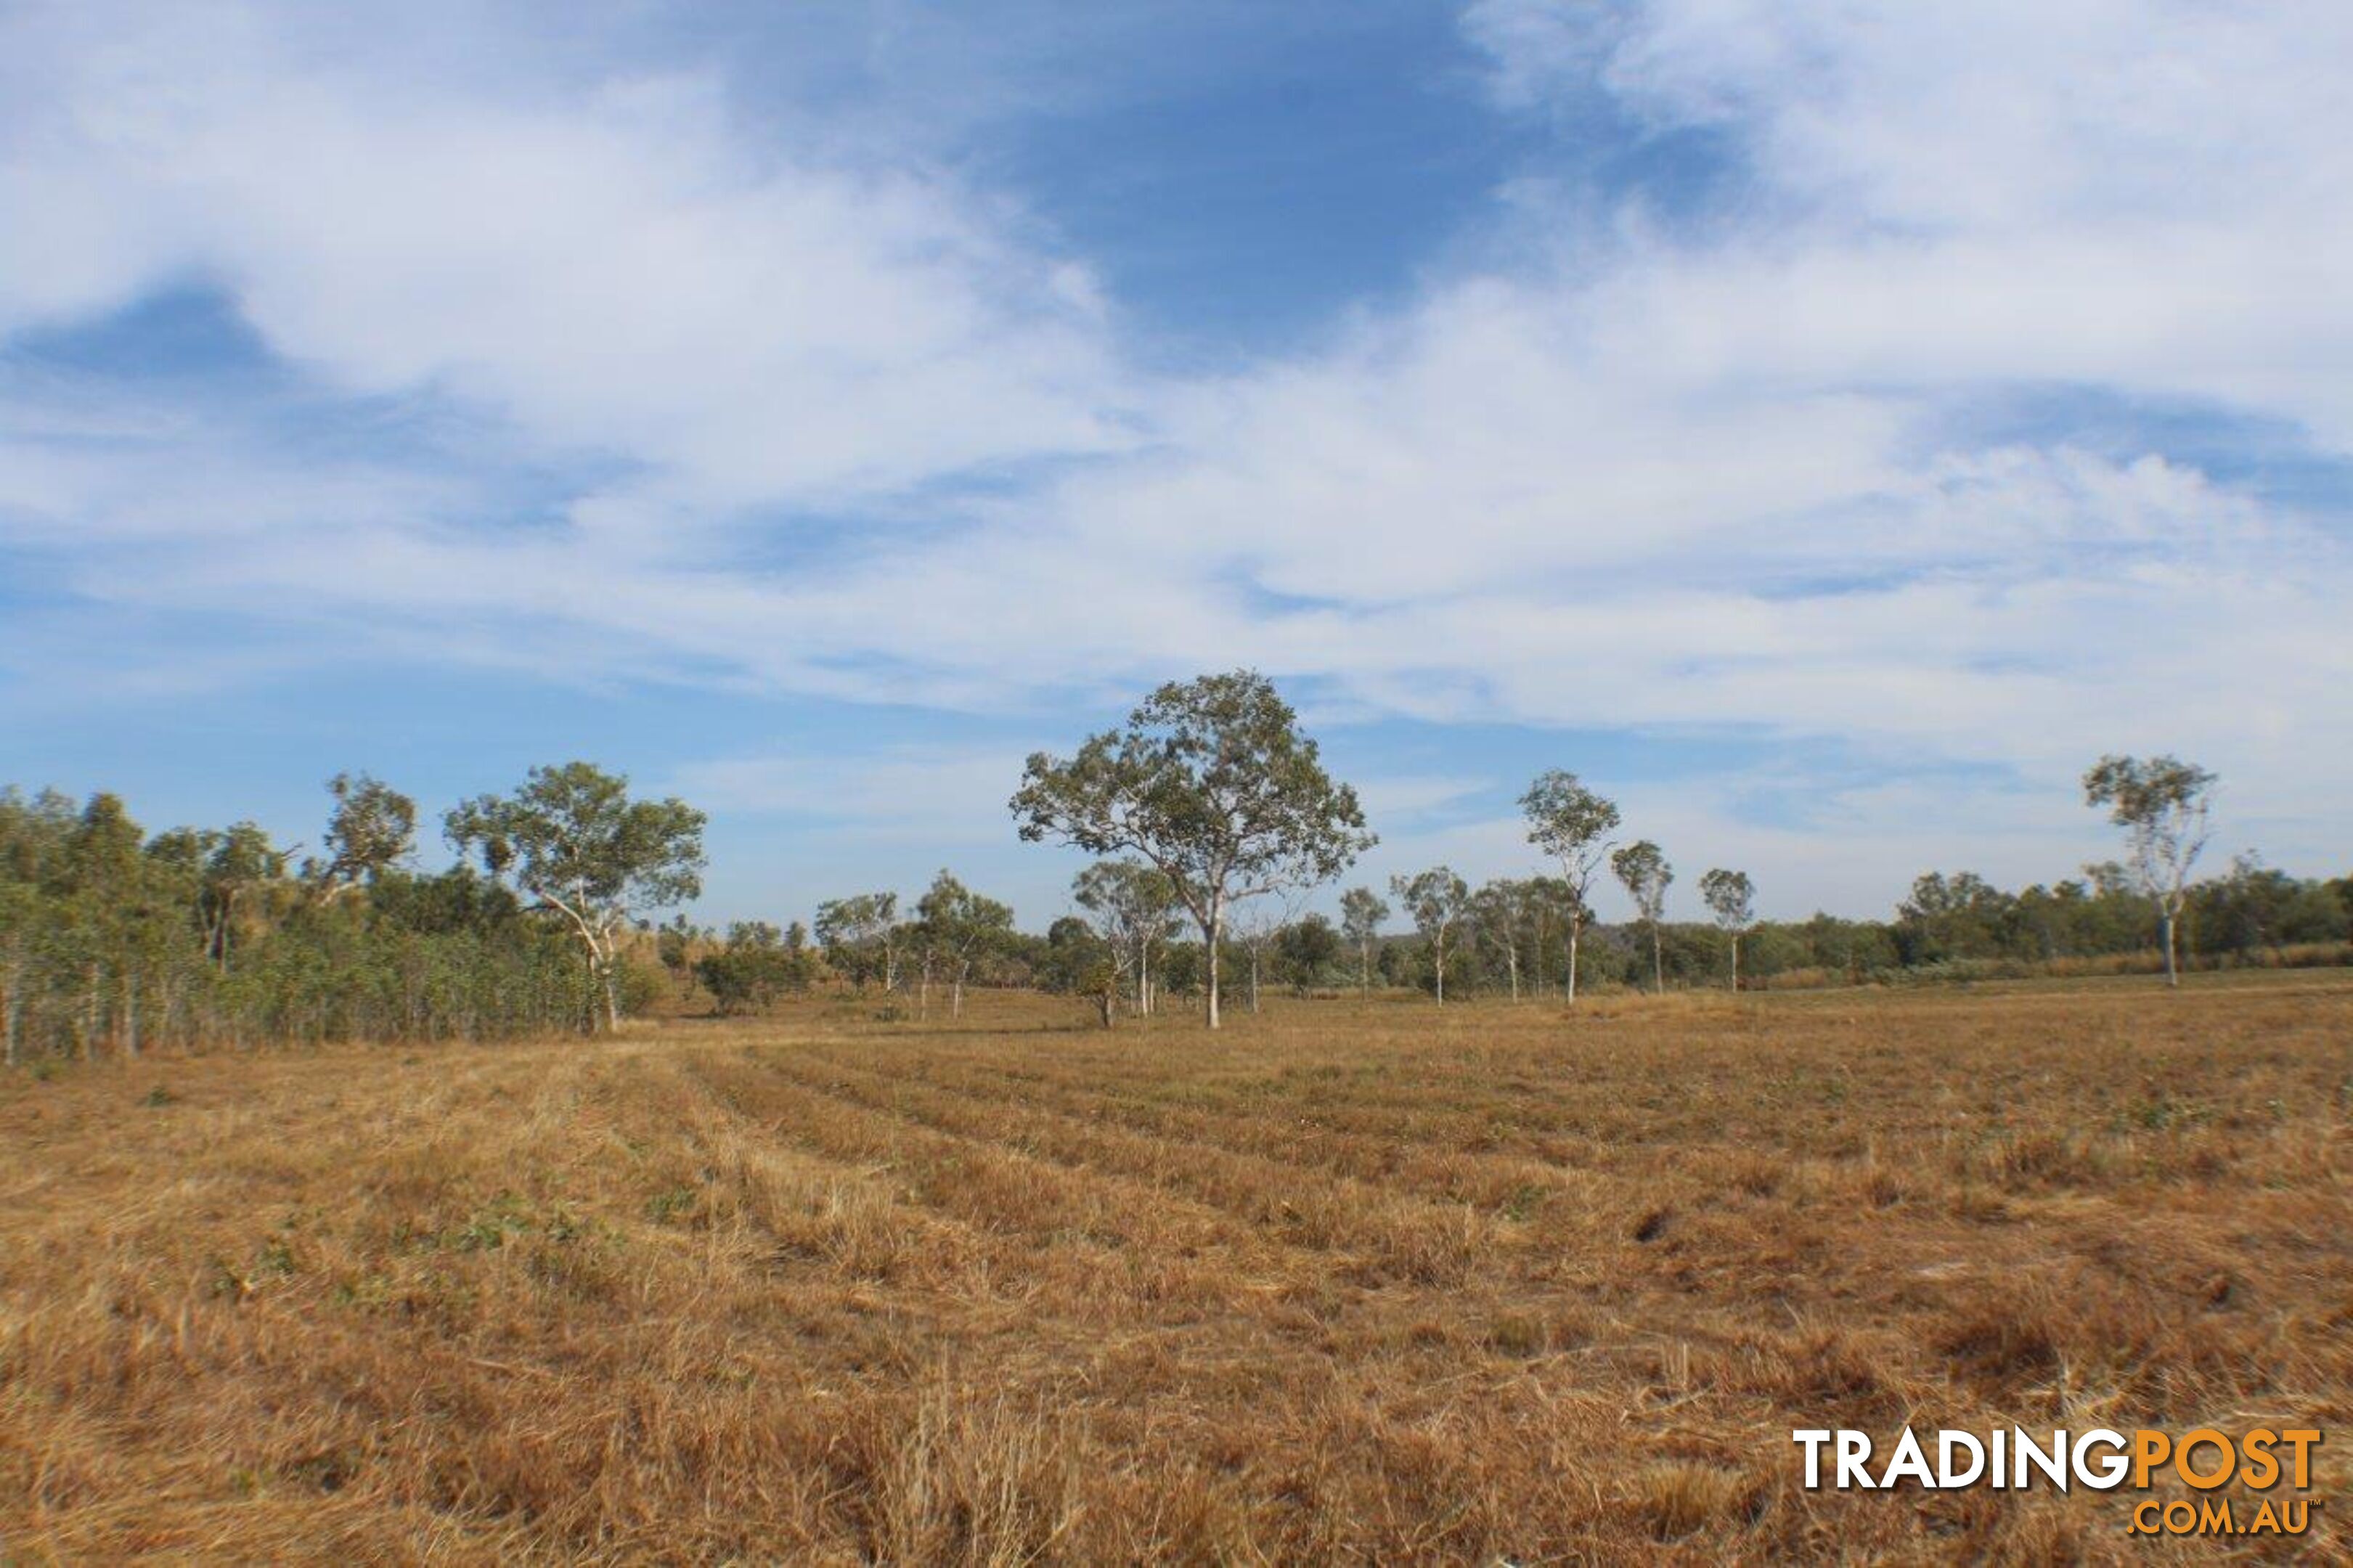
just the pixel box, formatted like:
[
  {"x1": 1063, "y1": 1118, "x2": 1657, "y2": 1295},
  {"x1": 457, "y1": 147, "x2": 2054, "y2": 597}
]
[{"x1": 3, "y1": 0, "x2": 2349, "y2": 928}]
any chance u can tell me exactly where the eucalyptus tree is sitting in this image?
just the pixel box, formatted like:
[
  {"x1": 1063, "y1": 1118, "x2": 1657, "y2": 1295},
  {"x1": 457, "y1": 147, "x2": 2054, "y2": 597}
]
[
  {"x1": 814, "y1": 893, "x2": 900, "y2": 992},
  {"x1": 1471, "y1": 879, "x2": 1530, "y2": 1001},
  {"x1": 1064, "y1": 891, "x2": 1136, "y2": 1026},
  {"x1": 200, "y1": 822, "x2": 288, "y2": 974},
  {"x1": 916, "y1": 869, "x2": 1014, "y2": 1018},
  {"x1": 1338, "y1": 886, "x2": 1389, "y2": 997},
  {"x1": 1011, "y1": 670, "x2": 1374, "y2": 1029},
  {"x1": 316, "y1": 772, "x2": 416, "y2": 898},
  {"x1": 1611, "y1": 840, "x2": 1673, "y2": 995},
  {"x1": 444, "y1": 761, "x2": 707, "y2": 1033},
  {"x1": 2082, "y1": 754, "x2": 2217, "y2": 988},
  {"x1": 1230, "y1": 890, "x2": 1306, "y2": 1014},
  {"x1": 1522, "y1": 875, "x2": 1580, "y2": 996},
  {"x1": 1072, "y1": 859, "x2": 1180, "y2": 1016},
  {"x1": 1390, "y1": 866, "x2": 1470, "y2": 1005},
  {"x1": 1699, "y1": 867, "x2": 1755, "y2": 991},
  {"x1": 1521, "y1": 770, "x2": 1620, "y2": 1005}
]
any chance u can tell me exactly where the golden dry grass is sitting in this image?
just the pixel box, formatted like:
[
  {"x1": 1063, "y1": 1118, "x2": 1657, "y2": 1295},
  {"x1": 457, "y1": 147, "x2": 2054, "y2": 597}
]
[{"x1": 3, "y1": 976, "x2": 2349, "y2": 1563}]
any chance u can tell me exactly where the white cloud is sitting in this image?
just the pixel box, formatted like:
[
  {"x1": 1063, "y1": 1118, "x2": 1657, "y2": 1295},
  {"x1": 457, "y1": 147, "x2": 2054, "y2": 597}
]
[
  {"x1": 4, "y1": 1, "x2": 2349, "y2": 907},
  {"x1": 0, "y1": 1, "x2": 1135, "y2": 508}
]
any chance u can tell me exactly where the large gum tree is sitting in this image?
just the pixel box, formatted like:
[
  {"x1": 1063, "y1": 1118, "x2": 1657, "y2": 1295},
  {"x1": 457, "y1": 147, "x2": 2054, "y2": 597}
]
[
  {"x1": 446, "y1": 761, "x2": 706, "y2": 1033},
  {"x1": 1011, "y1": 670, "x2": 1374, "y2": 1029}
]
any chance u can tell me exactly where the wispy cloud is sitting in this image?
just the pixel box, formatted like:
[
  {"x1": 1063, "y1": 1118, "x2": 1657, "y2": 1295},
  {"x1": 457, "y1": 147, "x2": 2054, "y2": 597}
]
[{"x1": 3, "y1": 1, "x2": 2348, "y2": 910}]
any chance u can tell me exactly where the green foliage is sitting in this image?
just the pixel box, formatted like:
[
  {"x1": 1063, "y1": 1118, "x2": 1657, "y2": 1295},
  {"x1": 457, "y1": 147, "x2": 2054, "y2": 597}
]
[
  {"x1": 914, "y1": 869, "x2": 1014, "y2": 1015},
  {"x1": 813, "y1": 892, "x2": 898, "y2": 990},
  {"x1": 1277, "y1": 912, "x2": 1342, "y2": 992},
  {"x1": 1522, "y1": 771, "x2": 1620, "y2": 902},
  {"x1": 1611, "y1": 841, "x2": 1672, "y2": 921},
  {"x1": 1337, "y1": 886, "x2": 1390, "y2": 993},
  {"x1": 1036, "y1": 915, "x2": 1109, "y2": 997},
  {"x1": 1699, "y1": 869, "x2": 1754, "y2": 931},
  {"x1": 695, "y1": 921, "x2": 813, "y2": 1016},
  {"x1": 1612, "y1": 841, "x2": 1674, "y2": 995},
  {"x1": 1390, "y1": 867, "x2": 1470, "y2": 1001},
  {"x1": 1072, "y1": 859, "x2": 1180, "y2": 1013},
  {"x1": 0, "y1": 775, "x2": 668, "y2": 1063}
]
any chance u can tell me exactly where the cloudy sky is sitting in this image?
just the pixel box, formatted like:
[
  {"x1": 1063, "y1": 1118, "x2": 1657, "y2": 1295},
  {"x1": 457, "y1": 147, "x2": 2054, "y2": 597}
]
[{"x1": 3, "y1": 0, "x2": 2347, "y2": 926}]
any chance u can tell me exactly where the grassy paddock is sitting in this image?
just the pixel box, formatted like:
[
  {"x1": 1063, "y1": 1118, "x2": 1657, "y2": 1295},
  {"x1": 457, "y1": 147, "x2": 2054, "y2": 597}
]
[{"x1": 2, "y1": 977, "x2": 2349, "y2": 1562}]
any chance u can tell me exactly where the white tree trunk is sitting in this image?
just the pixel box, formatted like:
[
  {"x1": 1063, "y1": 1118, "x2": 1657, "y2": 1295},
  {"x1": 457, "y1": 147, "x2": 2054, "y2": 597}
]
[
  {"x1": 1566, "y1": 913, "x2": 1582, "y2": 1006},
  {"x1": 1204, "y1": 904, "x2": 1223, "y2": 1030}
]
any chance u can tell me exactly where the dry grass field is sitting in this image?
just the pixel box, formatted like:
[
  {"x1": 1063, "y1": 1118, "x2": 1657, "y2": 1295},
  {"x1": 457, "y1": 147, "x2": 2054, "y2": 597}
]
[{"x1": 3, "y1": 976, "x2": 2349, "y2": 1564}]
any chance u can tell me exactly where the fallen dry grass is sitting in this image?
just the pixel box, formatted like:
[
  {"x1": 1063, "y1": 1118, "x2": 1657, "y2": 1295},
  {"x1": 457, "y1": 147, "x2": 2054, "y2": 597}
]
[{"x1": 2, "y1": 976, "x2": 2349, "y2": 1563}]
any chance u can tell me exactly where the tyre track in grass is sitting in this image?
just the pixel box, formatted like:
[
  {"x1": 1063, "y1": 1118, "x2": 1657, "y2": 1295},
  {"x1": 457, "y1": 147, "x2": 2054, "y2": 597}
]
[
  {"x1": 805, "y1": 1042, "x2": 1623, "y2": 1218},
  {"x1": 688, "y1": 1046, "x2": 1286, "y2": 1266},
  {"x1": 680, "y1": 1049, "x2": 1350, "y2": 1337},
  {"x1": 746, "y1": 1042, "x2": 1503, "y2": 1290}
]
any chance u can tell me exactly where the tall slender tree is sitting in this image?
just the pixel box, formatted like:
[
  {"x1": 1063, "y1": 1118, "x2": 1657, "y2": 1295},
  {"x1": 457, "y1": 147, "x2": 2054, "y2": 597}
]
[
  {"x1": 1339, "y1": 886, "x2": 1389, "y2": 997},
  {"x1": 1699, "y1": 867, "x2": 1755, "y2": 992},
  {"x1": 1472, "y1": 879, "x2": 1530, "y2": 1001},
  {"x1": 1612, "y1": 840, "x2": 1673, "y2": 995},
  {"x1": 2082, "y1": 754, "x2": 2217, "y2": 988},
  {"x1": 1390, "y1": 867, "x2": 1469, "y2": 1005},
  {"x1": 1521, "y1": 770, "x2": 1619, "y2": 1005}
]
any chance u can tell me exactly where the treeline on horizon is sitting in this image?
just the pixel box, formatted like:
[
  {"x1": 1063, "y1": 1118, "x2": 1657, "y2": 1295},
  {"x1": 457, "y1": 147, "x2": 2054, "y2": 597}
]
[
  {"x1": 4, "y1": 749, "x2": 2348, "y2": 1063},
  {"x1": 660, "y1": 853, "x2": 2353, "y2": 1029}
]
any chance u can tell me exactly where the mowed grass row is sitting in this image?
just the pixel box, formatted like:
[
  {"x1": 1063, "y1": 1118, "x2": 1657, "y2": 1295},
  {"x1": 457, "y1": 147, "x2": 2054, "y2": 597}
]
[{"x1": 1, "y1": 979, "x2": 2349, "y2": 1562}]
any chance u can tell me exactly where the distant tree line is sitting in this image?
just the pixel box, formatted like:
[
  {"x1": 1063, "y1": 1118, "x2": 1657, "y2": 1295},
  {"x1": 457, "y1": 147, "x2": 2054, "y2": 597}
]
[{"x1": 7, "y1": 669, "x2": 2346, "y2": 1059}]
